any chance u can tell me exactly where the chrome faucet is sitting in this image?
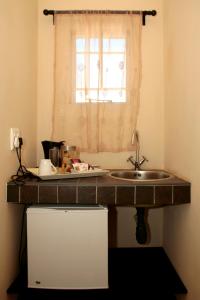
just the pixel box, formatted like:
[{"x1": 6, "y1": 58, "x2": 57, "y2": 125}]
[{"x1": 127, "y1": 131, "x2": 148, "y2": 170}]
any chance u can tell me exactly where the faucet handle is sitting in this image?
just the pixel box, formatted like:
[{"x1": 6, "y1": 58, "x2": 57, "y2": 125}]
[
  {"x1": 139, "y1": 156, "x2": 148, "y2": 166},
  {"x1": 127, "y1": 156, "x2": 136, "y2": 165},
  {"x1": 127, "y1": 155, "x2": 132, "y2": 162},
  {"x1": 142, "y1": 155, "x2": 148, "y2": 162}
]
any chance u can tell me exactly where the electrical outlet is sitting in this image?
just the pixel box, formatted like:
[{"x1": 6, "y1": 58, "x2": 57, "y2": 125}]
[{"x1": 10, "y1": 128, "x2": 20, "y2": 150}]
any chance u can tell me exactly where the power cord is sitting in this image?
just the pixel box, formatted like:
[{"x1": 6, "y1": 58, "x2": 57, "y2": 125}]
[{"x1": 10, "y1": 137, "x2": 40, "y2": 185}]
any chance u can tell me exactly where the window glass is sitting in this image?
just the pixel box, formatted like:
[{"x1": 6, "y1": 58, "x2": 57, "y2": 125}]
[{"x1": 76, "y1": 37, "x2": 126, "y2": 103}]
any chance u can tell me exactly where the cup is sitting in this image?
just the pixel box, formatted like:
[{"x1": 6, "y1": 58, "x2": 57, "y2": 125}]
[{"x1": 39, "y1": 159, "x2": 57, "y2": 176}]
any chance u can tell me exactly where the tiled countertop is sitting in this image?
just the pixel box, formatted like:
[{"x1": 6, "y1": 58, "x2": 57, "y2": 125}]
[{"x1": 7, "y1": 170, "x2": 190, "y2": 207}]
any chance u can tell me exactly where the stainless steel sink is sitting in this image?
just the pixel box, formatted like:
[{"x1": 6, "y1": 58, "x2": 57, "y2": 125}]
[{"x1": 109, "y1": 170, "x2": 173, "y2": 181}]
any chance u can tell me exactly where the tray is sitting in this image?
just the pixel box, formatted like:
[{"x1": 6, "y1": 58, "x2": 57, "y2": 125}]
[{"x1": 27, "y1": 168, "x2": 109, "y2": 180}]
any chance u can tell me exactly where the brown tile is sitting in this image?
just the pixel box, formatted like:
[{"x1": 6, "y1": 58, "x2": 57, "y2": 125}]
[
  {"x1": 58, "y1": 186, "x2": 76, "y2": 204},
  {"x1": 97, "y1": 187, "x2": 115, "y2": 205},
  {"x1": 173, "y1": 185, "x2": 190, "y2": 204},
  {"x1": 78, "y1": 187, "x2": 96, "y2": 204},
  {"x1": 21, "y1": 185, "x2": 38, "y2": 204},
  {"x1": 155, "y1": 186, "x2": 172, "y2": 206},
  {"x1": 78, "y1": 177, "x2": 97, "y2": 186},
  {"x1": 7, "y1": 184, "x2": 19, "y2": 202},
  {"x1": 57, "y1": 178, "x2": 79, "y2": 185},
  {"x1": 39, "y1": 186, "x2": 57, "y2": 204},
  {"x1": 116, "y1": 186, "x2": 135, "y2": 205},
  {"x1": 136, "y1": 186, "x2": 154, "y2": 205}
]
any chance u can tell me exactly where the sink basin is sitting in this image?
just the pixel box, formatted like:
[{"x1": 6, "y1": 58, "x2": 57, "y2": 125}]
[{"x1": 109, "y1": 170, "x2": 173, "y2": 181}]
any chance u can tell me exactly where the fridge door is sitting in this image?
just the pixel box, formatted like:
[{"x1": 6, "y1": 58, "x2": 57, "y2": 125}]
[{"x1": 27, "y1": 205, "x2": 108, "y2": 289}]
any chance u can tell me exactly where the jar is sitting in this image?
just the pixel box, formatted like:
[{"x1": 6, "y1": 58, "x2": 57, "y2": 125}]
[
  {"x1": 65, "y1": 145, "x2": 79, "y2": 159},
  {"x1": 61, "y1": 145, "x2": 80, "y2": 173}
]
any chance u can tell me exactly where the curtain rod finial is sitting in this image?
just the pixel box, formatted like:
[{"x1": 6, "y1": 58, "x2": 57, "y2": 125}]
[
  {"x1": 43, "y1": 9, "x2": 54, "y2": 16},
  {"x1": 152, "y1": 10, "x2": 157, "y2": 16},
  {"x1": 43, "y1": 9, "x2": 49, "y2": 15}
]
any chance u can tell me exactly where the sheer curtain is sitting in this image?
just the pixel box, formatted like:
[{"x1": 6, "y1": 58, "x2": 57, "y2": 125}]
[{"x1": 52, "y1": 13, "x2": 142, "y2": 152}]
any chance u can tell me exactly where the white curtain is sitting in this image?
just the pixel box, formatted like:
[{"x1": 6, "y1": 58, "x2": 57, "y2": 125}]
[{"x1": 52, "y1": 13, "x2": 142, "y2": 152}]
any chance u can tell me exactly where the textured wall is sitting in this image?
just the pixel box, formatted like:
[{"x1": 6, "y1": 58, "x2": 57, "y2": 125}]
[
  {"x1": 0, "y1": 1, "x2": 37, "y2": 299},
  {"x1": 164, "y1": 0, "x2": 200, "y2": 299}
]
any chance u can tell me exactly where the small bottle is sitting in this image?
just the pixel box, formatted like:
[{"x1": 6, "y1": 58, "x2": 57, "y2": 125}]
[
  {"x1": 61, "y1": 145, "x2": 80, "y2": 173},
  {"x1": 66, "y1": 145, "x2": 79, "y2": 159},
  {"x1": 61, "y1": 150, "x2": 71, "y2": 173}
]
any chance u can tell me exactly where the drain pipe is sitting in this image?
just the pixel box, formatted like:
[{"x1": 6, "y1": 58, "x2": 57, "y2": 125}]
[{"x1": 135, "y1": 208, "x2": 148, "y2": 244}]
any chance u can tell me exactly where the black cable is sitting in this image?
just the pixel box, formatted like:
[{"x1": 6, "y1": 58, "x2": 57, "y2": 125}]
[{"x1": 10, "y1": 138, "x2": 40, "y2": 185}]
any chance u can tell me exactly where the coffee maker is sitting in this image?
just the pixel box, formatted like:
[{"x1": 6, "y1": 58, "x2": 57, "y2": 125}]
[{"x1": 41, "y1": 140, "x2": 65, "y2": 166}]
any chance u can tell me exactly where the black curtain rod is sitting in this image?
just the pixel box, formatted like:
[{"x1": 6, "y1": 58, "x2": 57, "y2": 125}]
[{"x1": 43, "y1": 9, "x2": 157, "y2": 26}]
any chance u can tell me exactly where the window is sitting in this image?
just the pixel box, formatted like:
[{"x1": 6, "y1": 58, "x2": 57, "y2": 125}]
[
  {"x1": 53, "y1": 14, "x2": 142, "y2": 152},
  {"x1": 76, "y1": 37, "x2": 126, "y2": 103}
]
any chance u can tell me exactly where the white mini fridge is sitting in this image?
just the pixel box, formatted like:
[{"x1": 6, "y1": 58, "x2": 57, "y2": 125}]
[{"x1": 27, "y1": 205, "x2": 108, "y2": 289}]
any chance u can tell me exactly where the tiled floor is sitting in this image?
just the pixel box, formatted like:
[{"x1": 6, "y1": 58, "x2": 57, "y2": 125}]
[
  {"x1": 8, "y1": 248, "x2": 187, "y2": 300},
  {"x1": 15, "y1": 290, "x2": 178, "y2": 299}
]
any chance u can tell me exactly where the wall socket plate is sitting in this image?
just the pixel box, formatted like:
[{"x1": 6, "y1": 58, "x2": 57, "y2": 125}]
[{"x1": 10, "y1": 128, "x2": 20, "y2": 150}]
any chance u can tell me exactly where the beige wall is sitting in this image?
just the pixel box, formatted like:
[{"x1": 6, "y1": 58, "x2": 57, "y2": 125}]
[
  {"x1": 3, "y1": 0, "x2": 200, "y2": 297},
  {"x1": 37, "y1": 0, "x2": 164, "y2": 247},
  {"x1": 0, "y1": 1, "x2": 37, "y2": 299},
  {"x1": 164, "y1": 0, "x2": 200, "y2": 299}
]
